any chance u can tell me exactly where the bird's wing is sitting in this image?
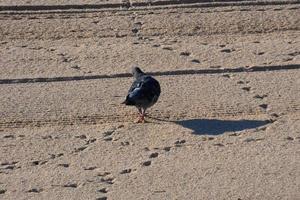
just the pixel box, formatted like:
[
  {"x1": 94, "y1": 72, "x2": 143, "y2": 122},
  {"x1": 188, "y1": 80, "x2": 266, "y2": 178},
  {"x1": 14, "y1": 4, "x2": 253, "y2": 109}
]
[{"x1": 127, "y1": 76, "x2": 160, "y2": 105}]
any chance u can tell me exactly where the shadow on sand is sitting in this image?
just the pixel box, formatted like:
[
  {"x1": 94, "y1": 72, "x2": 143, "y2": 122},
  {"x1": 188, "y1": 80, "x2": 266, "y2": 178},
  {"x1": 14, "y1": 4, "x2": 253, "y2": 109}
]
[{"x1": 176, "y1": 119, "x2": 270, "y2": 135}]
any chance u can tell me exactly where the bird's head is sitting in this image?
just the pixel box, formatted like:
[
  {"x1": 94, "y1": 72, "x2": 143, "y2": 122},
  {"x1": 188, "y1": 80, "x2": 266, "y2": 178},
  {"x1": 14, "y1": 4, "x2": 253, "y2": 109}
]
[{"x1": 132, "y1": 66, "x2": 145, "y2": 79}]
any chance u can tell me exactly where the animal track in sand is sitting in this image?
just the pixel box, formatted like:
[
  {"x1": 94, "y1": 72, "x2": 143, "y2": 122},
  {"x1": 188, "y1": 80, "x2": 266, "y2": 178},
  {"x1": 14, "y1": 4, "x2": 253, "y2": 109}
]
[
  {"x1": 1, "y1": 161, "x2": 18, "y2": 166},
  {"x1": 98, "y1": 188, "x2": 108, "y2": 193},
  {"x1": 120, "y1": 168, "x2": 132, "y2": 174},
  {"x1": 70, "y1": 65, "x2": 80, "y2": 70},
  {"x1": 120, "y1": 141, "x2": 130, "y2": 146},
  {"x1": 58, "y1": 163, "x2": 69, "y2": 168},
  {"x1": 84, "y1": 166, "x2": 97, "y2": 171},
  {"x1": 254, "y1": 94, "x2": 268, "y2": 99},
  {"x1": 285, "y1": 136, "x2": 294, "y2": 141},
  {"x1": 96, "y1": 197, "x2": 107, "y2": 200},
  {"x1": 190, "y1": 59, "x2": 200, "y2": 63},
  {"x1": 74, "y1": 146, "x2": 88, "y2": 152},
  {"x1": 63, "y1": 183, "x2": 77, "y2": 188},
  {"x1": 287, "y1": 51, "x2": 300, "y2": 57},
  {"x1": 259, "y1": 104, "x2": 268, "y2": 110},
  {"x1": 244, "y1": 138, "x2": 264, "y2": 143},
  {"x1": 97, "y1": 172, "x2": 111, "y2": 177},
  {"x1": 241, "y1": 86, "x2": 251, "y2": 92},
  {"x1": 103, "y1": 137, "x2": 113, "y2": 141},
  {"x1": 179, "y1": 51, "x2": 191, "y2": 56},
  {"x1": 1, "y1": 161, "x2": 18, "y2": 171},
  {"x1": 152, "y1": 44, "x2": 160, "y2": 47},
  {"x1": 213, "y1": 143, "x2": 225, "y2": 147},
  {"x1": 103, "y1": 130, "x2": 114, "y2": 137},
  {"x1": 149, "y1": 152, "x2": 159, "y2": 158},
  {"x1": 209, "y1": 66, "x2": 222, "y2": 69},
  {"x1": 163, "y1": 146, "x2": 171, "y2": 152},
  {"x1": 220, "y1": 48, "x2": 235, "y2": 53},
  {"x1": 174, "y1": 139, "x2": 186, "y2": 146},
  {"x1": 0, "y1": 189, "x2": 6, "y2": 194},
  {"x1": 27, "y1": 188, "x2": 43, "y2": 193},
  {"x1": 3, "y1": 134, "x2": 15, "y2": 139},
  {"x1": 100, "y1": 177, "x2": 115, "y2": 185},
  {"x1": 86, "y1": 138, "x2": 97, "y2": 144},
  {"x1": 75, "y1": 134, "x2": 87, "y2": 139},
  {"x1": 141, "y1": 160, "x2": 151, "y2": 167},
  {"x1": 162, "y1": 46, "x2": 173, "y2": 51},
  {"x1": 254, "y1": 52, "x2": 265, "y2": 55}
]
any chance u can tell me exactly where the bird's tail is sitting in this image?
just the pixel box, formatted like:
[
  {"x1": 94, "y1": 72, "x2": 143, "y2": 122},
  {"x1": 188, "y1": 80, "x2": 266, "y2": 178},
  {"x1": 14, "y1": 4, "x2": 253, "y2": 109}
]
[{"x1": 121, "y1": 97, "x2": 135, "y2": 106}]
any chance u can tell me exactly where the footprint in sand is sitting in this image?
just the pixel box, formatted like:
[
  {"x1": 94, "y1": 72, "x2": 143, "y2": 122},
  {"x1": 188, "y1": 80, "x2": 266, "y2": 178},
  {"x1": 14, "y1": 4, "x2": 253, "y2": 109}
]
[
  {"x1": 259, "y1": 104, "x2": 268, "y2": 110},
  {"x1": 3, "y1": 134, "x2": 15, "y2": 139},
  {"x1": 141, "y1": 160, "x2": 151, "y2": 167},
  {"x1": 163, "y1": 147, "x2": 171, "y2": 152},
  {"x1": 84, "y1": 166, "x2": 97, "y2": 171},
  {"x1": 174, "y1": 139, "x2": 186, "y2": 147},
  {"x1": 220, "y1": 48, "x2": 235, "y2": 53},
  {"x1": 210, "y1": 66, "x2": 221, "y2": 69},
  {"x1": 96, "y1": 197, "x2": 107, "y2": 200},
  {"x1": 241, "y1": 87, "x2": 251, "y2": 92},
  {"x1": 100, "y1": 177, "x2": 115, "y2": 185},
  {"x1": 149, "y1": 152, "x2": 159, "y2": 158},
  {"x1": 1, "y1": 161, "x2": 18, "y2": 170},
  {"x1": 98, "y1": 188, "x2": 108, "y2": 193},
  {"x1": 285, "y1": 136, "x2": 294, "y2": 141},
  {"x1": 75, "y1": 134, "x2": 87, "y2": 139},
  {"x1": 213, "y1": 143, "x2": 225, "y2": 147},
  {"x1": 179, "y1": 51, "x2": 191, "y2": 56},
  {"x1": 162, "y1": 46, "x2": 173, "y2": 51},
  {"x1": 63, "y1": 183, "x2": 77, "y2": 188},
  {"x1": 71, "y1": 65, "x2": 80, "y2": 70},
  {"x1": 120, "y1": 169, "x2": 132, "y2": 174},
  {"x1": 254, "y1": 94, "x2": 268, "y2": 99},
  {"x1": 244, "y1": 138, "x2": 264, "y2": 143},
  {"x1": 103, "y1": 130, "x2": 114, "y2": 137},
  {"x1": 27, "y1": 188, "x2": 43, "y2": 193},
  {"x1": 103, "y1": 137, "x2": 113, "y2": 141},
  {"x1": 86, "y1": 138, "x2": 97, "y2": 144},
  {"x1": 254, "y1": 51, "x2": 265, "y2": 55},
  {"x1": 0, "y1": 189, "x2": 6, "y2": 194},
  {"x1": 190, "y1": 59, "x2": 200, "y2": 63},
  {"x1": 97, "y1": 172, "x2": 111, "y2": 177},
  {"x1": 121, "y1": 141, "x2": 130, "y2": 146},
  {"x1": 58, "y1": 163, "x2": 69, "y2": 168},
  {"x1": 74, "y1": 146, "x2": 88, "y2": 153}
]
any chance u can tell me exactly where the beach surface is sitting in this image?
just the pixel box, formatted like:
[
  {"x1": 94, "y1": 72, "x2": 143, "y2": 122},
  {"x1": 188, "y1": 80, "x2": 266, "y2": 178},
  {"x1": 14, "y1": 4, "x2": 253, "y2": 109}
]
[{"x1": 0, "y1": 0, "x2": 299, "y2": 199}]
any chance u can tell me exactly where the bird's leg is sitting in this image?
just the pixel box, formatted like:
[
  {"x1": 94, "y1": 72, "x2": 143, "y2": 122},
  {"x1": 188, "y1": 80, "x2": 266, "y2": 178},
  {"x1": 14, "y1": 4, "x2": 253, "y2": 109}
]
[
  {"x1": 140, "y1": 108, "x2": 146, "y2": 123},
  {"x1": 138, "y1": 108, "x2": 142, "y2": 115},
  {"x1": 135, "y1": 108, "x2": 146, "y2": 123},
  {"x1": 135, "y1": 108, "x2": 144, "y2": 123}
]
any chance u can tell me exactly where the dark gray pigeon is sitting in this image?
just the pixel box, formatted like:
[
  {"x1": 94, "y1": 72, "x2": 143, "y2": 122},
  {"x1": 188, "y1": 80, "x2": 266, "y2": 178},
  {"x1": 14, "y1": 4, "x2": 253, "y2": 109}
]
[{"x1": 122, "y1": 67, "x2": 161, "y2": 123}]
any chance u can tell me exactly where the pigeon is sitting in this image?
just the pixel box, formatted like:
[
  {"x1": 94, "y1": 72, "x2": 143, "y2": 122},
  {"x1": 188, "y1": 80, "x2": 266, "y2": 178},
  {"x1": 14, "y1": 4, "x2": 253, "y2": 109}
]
[{"x1": 122, "y1": 67, "x2": 161, "y2": 123}]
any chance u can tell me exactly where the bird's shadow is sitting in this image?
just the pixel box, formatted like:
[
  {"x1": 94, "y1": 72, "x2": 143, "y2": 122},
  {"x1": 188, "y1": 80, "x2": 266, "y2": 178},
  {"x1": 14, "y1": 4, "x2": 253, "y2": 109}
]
[{"x1": 175, "y1": 119, "x2": 270, "y2": 135}]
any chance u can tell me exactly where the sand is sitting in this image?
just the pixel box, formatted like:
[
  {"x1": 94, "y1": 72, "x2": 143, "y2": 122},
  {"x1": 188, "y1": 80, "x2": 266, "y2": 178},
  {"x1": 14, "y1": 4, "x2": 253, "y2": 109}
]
[{"x1": 0, "y1": 0, "x2": 300, "y2": 199}]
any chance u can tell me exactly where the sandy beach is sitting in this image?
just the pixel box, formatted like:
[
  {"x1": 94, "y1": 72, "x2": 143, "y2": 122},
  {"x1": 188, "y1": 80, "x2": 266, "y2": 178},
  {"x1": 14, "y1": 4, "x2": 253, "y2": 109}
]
[{"x1": 0, "y1": 0, "x2": 299, "y2": 199}]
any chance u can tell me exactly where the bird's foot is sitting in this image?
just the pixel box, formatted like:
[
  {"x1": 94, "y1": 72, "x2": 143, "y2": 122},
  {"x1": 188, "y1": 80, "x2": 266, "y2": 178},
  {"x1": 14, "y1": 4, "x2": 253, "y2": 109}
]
[{"x1": 135, "y1": 115, "x2": 145, "y2": 123}]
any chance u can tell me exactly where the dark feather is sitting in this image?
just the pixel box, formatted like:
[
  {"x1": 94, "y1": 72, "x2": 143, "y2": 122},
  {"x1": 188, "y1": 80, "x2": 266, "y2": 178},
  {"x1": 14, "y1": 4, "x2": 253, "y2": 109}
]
[{"x1": 124, "y1": 67, "x2": 161, "y2": 109}]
